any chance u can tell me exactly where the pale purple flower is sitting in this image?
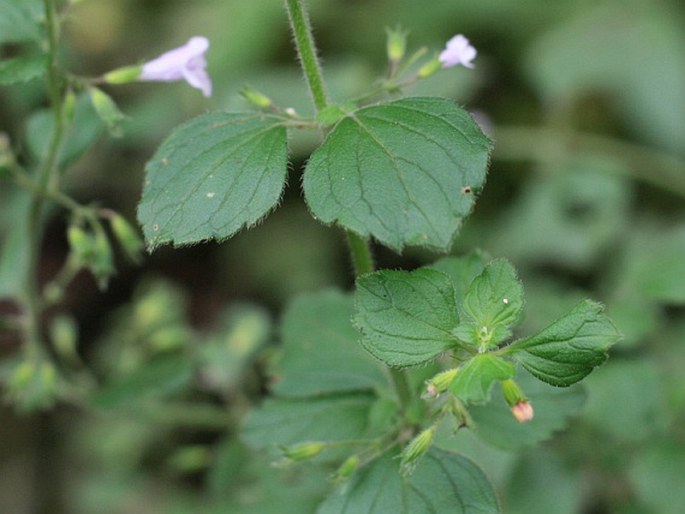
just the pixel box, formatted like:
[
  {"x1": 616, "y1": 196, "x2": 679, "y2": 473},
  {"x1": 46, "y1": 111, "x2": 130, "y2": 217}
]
[
  {"x1": 140, "y1": 36, "x2": 212, "y2": 97},
  {"x1": 439, "y1": 34, "x2": 477, "y2": 69}
]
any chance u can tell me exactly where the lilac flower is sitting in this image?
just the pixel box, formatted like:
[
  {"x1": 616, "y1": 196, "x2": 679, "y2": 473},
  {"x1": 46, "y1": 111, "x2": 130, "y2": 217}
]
[
  {"x1": 439, "y1": 34, "x2": 477, "y2": 69},
  {"x1": 140, "y1": 36, "x2": 212, "y2": 97}
]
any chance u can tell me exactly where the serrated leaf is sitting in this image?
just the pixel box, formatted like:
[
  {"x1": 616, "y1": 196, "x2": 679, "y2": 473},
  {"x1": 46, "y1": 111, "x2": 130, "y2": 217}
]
[
  {"x1": 450, "y1": 354, "x2": 515, "y2": 404},
  {"x1": 354, "y1": 268, "x2": 459, "y2": 367},
  {"x1": 503, "y1": 300, "x2": 621, "y2": 386},
  {"x1": 241, "y1": 395, "x2": 378, "y2": 452},
  {"x1": 462, "y1": 258, "x2": 524, "y2": 330},
  {"x1": 428, "y1": 253, "x2": 489, "y2": 302},
  {"x1": 138, "y1": 112, "x2": 288, "y2": 249},
  {"x1": 273, "y1": 290, "x2": 387, "y2": 397},
  {"x1": 318, "y1": 448, "x2": 501, "y2": 514},
  {"x1": 303, "y1": 97, "x2": 492, "y2": 252},
  {"x1": 0, "y1": 54, "x2": 47, "y2": 85}
]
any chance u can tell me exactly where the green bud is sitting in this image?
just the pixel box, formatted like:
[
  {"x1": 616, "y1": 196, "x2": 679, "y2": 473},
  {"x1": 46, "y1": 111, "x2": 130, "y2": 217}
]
[
  {"x1": 103, "y1": 65, "x2": 143, "y2": 85},
  {"x1": 8, "y1": 359, "x2": 58, "y2": 412},
  {"x1": 89, "y1": 87, "x2": 126, "y2": 137},
  {"x1": 400, "y1": 426, "x2": 435, "y2": 475},
  {"x1": 91, "y1": 231, "x2": 115, "y2": 290},
  {"x1": 62, "y1": 89, "x2": 77, "y2": 124},
  {"x1": 331, "y1": 455, "x2": 359, "y2": 482},
  {"x1": 500, "y1": 379, "x2": 527, "y2": 407},
  {"x1": 386, "y1": 26, "x2": 408, "y2": 63},
  {"x1": 109, "y1": 213, "x2": 145, "y2": 264},
  {"x1": 50, "y1": 315, "x2": 79, "y2": 362},
  {"x1": 241, "y1": 87, "x2": 273, "y2": 109},
  {"x1": 424, "y1": 368, "x2": 459, "y2": 398},
  {"x1": 418, "y1": 56, "x2": 443, "y2": 78},
  {"x1": 280, "y1": 441, "x2": 327, "y2": 461},
  {"x1": 0, "y1": 132, "x2": 14, "y2": 176},
  {"x1": 168, "y1": 445, "x2": 212, "y2": 472},
  {"x1": 67, "y1": 225, "x2": 95, "y2": 262}
]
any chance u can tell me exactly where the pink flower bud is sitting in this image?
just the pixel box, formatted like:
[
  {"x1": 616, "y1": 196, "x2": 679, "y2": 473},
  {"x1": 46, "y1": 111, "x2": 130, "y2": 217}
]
[
  {"x1": 511, "y1": 401, "x2": 534, "y2": 423},
  {"x1": 140, "y1": 36, "x2": 212, "y2": 97},
  {"x1": 439, "y1": 34, "x2": 477, "y2": 69}
]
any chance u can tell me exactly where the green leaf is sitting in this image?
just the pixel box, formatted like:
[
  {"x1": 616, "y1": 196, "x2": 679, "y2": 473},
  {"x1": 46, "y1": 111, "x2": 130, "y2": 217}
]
[
  {"x1": 91, "y1": 355, "x2": 194, "y2": 409},
  {"x1": 241, "y1": 395, "x2": 378, "y2": 452},
  {"x1": 0, "y1": 190, "x2": 30, "y2": 297},
  {"x1": 0, "y1": 54, "x2": 47, "y2": 85},
  {"x1": 503, "y1": 300, "x2": 621, "y2": 387},
  {"x1": 630, "y1": 442, "x2": 685, "y2": 514},
  {"x1": 462, "y1": 258, "x2": 524, "y2": 329},
  {"x1": 318, "y1": 449, "x2": 501, "y2": 513},
  {"x1": 468, "y1": 371, "x2": 586, "y2": 450},
  {"x1": 303, "y1": 97, "x2": 492, "y2": 252},
  {"x1": 449, "y1": 354, "x2": 515, "y2": 404},
  {"x1": 0, "y1": 0, "x2": 42, "y2": 44},
  {"x1": 138, "y1": 112, "x2": 288, "y2": 249},
  {"x1": 428, "y1": 253, "x2": 489, "y2": 302},
  {"x1": 272, "y1": 290, "x2": 387, "y2": 397},
  {"x1": 354, "y1": 268, "x2": 459, "y2": 367}
]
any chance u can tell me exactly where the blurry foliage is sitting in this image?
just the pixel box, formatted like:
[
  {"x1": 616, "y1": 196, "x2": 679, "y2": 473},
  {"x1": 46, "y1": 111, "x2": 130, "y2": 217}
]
[{"x1": 1, "y1": 0, "x2": 684, "y2": 512}]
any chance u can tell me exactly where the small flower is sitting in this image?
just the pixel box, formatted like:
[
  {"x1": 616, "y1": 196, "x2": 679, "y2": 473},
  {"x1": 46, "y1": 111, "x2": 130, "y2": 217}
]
[
  {"x1": 140, "y1": 36, "x2": 212, "y2": 97},
  {"x1": 439, "y1": 34, "x2": 477, "y2": 69},
  {"x1": 511, "y1": 401, "x2": 534, "y2": 423}
]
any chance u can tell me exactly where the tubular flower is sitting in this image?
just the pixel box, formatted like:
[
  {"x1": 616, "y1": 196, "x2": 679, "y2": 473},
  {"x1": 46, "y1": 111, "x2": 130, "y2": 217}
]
[
  {"x1": 439, "y1": 34, "x2": 477, "y2": 69},
  {"x1": 140, "y1": 36, "x2": 212, "y2": 97}
]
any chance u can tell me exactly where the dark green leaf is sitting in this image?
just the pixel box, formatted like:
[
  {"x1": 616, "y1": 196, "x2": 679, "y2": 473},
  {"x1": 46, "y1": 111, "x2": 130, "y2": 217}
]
[
  {"x1": 0, "y1": 54, "x2": 47, "y2": 85},
  {"x1": 354, "y1": 268, "x2": 459, "y2": 367},
  {"x1": 428, "y1": 253, "x2": 488, "y2": 302},
  {"x1": 318, "y1": 449, "x2": 501, "y2": 513},
  {"x1": 241, "y1": 395, "x2": 378, "y2": 452},
  {"x1": 273, "y1": 290, "x2": 387, "y2": 397},
  {"x1": 138, "y1": 112, "x2": 288, "y2": 249},
  {"x1": 503, "y1": 300, "x2": 620, "y2": 386},
  {"x1": 450, "y1": 354, "x2": 515, "y2": 404},
  {"x1": 303, "y1": 97, "x2": 492, "y2": 252}
]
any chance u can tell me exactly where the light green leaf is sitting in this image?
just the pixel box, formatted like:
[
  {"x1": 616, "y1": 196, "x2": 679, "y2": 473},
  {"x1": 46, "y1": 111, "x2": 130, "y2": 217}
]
[
  {"x1": 0, "y1": 0, "x2": 42, "y2": 44},
  {"x1": 303, "y1": 97, "x2": 492, "y2": 252},
  {"x1": 468, "y1": 371, "x2": 586, "y2": 450},
  {"x1": 138, "y1": 112, "x2": 288, "y2": 249},
  {"x1": 503, "y1": 300, "x2": 621, "y2": 387},
  {"x1": 462, "y1": 258, "x2": 524, "y2": 329},
  {"x1": 450, "y1": 354, "x2": 515, "y2": 404},
  {"x1": 354, "y1": 268, "x2": 459, "y2": 367},
  {"x1": 241, "y1": 395, "x2": 378, "y2": 452},
  {"x1": 0, "y1": 54, "x2": 47, "y2": 85},
  {"x1": 318, "y1": 449, "x2": 501, "y2": 514},
  {"x1": 273, "y1": 290, "x2": 387, "y2": 397},
  {"x1": 428, "y1": 253, "x2": 489, "y2": 301}
]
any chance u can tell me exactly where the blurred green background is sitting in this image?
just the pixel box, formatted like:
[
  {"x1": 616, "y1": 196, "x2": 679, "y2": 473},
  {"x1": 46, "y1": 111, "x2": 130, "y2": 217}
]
[{"x1": 1, "y1": 0, "x2": 684, "y2": 512}]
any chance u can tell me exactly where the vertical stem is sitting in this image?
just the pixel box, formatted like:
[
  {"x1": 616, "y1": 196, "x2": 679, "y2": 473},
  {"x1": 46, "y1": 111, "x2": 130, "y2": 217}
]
[
  {"x1": 284, "y1": 0, "x2": 328, "y2": 113},
  {"x1": 23, "y1": 0, "x2": 65, "y2": 356},
  {"x1": 345, "y1": 232, "x2": 374, "y2": 276}
]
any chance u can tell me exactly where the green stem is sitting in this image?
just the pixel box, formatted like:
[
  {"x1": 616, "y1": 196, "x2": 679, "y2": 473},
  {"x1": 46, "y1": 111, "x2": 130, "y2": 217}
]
[
  {"x1": 284, "y1": 0, "x2": 328, "y2": 113},
  {"x1": 346, "y1": 231, "x2": 374, "y2": 276},
  {"x1": 23, "y1": 0, "x2": 66, "y2": 357}
]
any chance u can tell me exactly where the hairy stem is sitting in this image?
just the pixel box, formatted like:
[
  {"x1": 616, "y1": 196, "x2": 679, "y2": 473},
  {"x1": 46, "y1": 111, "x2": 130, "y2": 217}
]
[{"x1": 284, "y1": 0, "x2": 328, "y2": 113}]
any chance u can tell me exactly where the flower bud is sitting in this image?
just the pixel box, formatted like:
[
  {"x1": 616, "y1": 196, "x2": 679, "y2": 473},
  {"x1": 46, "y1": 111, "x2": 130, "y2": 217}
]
[
  {"x1": 280, "y1": 441, "x2": 326, "y2": 461},
  {"x1": 501, "y1": 379, "x2": 534, "y2": 423},
  {"x1": 511, "y1": 401, "x2": 534, "y2": 423},
  {"x1": 386, "y1": 26, "x2": 408, "y2": 63},
  {"x1": 50, "y1": 315, "x2": 79, "y2": 362},
  {"x1": 241, "y1": 87, "x2": 273, "y2": 109},
  {"x1": 331, "y1": 455, "x2": 359, "y2": 482},
  {"x1": 89, "y1": 87, "x2": 126, "y2": 137},
  {"x1": 62, "y1": 88, "x2": 77, "y2": 124},
  {"x1": 400, "y1": 426, "x2": 435, "y2": 475},
  {"x1": 91, "y1": 231, "x2": 115, "y2": 290},
  {"x1": 418, "y1": 56, "x2": 442, "y2": 78},
  {"x1": 103, "y1": 65, "x2": 143, "y2": 85},
  {"x1": 423, "y1": 368, "x2": 459, "y2": 398},
  {"x1": 67, "y1": 225, "x2": 94, "y2": 262},
  {"x1": 109, "y1": 213, "x2": 145, "y2": 264}
]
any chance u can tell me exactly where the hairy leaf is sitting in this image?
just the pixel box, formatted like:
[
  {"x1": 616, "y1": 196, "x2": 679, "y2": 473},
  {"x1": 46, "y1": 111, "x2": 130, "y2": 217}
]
[
  {"x1": 303, "y1": 97, "x2": 492, "y2": 251},
  {"x1": 354, "y1": 268, "x2": 459, "y2": 367},
  {"x1": 503, "y1": 300, "x2": 621, "y2": 386},
  {"x1": 450, "y1": 354, "x2": 515, "y2": 404},
  {"x1": 138, "y1": 112, "x2": 288, "y2": 249}
]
